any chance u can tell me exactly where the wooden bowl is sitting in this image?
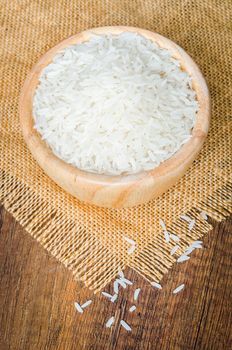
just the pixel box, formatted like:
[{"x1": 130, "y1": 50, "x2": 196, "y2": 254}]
[{"x1": 19, "y1": 26, "x2": 210, "y2": 208}]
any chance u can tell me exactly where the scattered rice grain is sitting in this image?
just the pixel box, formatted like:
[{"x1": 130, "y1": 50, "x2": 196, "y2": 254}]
[
  {"x1": 81, "y1": 300, "x2": 92, "y2": 309},
  {"x1": 191, "y1": 241, "x2": 203, "y2": 248},
  {"x1": 113, "y1": 281, "x2": 119, "y2": 294},
  {"x1": 200, "y1": 211, "x2": 208, "y2": 220},
  {"x1": 106, "y1": 316, "x2": 115, "y2": 328},
  {"x1": 173, "y1": 284, "x2": 185, "y2": 294},
  {"x1": 180, "y1": 215, "x2": 192, "y2": 223},
  {"x1": 159, "y1": 219, "x2": 166, "y2": 230},
  {"x1": 102, "y1": 291, "x2": 113, "y2": 299},
  {"x1": 127, "y1": 244, "x2": 136, "y2": 255},
  {"x1": 151, "y1": 282, "x2": 162, "y2": 289},
  {"x1": 124, "y1": 236, "x2": 136, "y2": 245},
  {"x1": 116, "y1": 278, "x2": 127, "y2": 289},
  {"x1": 110, "y1": 294, "x2": 118, "y2": 303},
  {"x1": 193, "y1": 240, "x2": 203, "y2": 244},
  {"x1": 129, "y1": 305, "x2": 137, "y2": 312},
  {"x1": 164, "y1": 230, "x2": 170, "y2": 243},
  {"x1": 134, "y1": 288, "x2": 141, "y2": 301},
  {"x1": 170, "y1": 233, "x2": 180, "y2": 242},
  {"x1": 118, "y1": 271, "x2": 124, "y2": 279},
  {"x1": 74, "y1": 302, "x2": 83, "y2": 313},
  {"x1": 184, "y1": 247, "x2": 195, "y2": 255},
  {"x1": 120, "y1": 277, "x2": 133, "y2": 285},
  {"x1": 120, "y1": 320, "x2": 132, "y2": 332},
  {"x1": 177, "y1": 255, "x2": 190, "y2": 263},
  {"x1": 170, "y1": 245, "x2": 180, "y2": 256},
  {"x1": 188, "y1": 219, "x2": 195, "y2": 230}
]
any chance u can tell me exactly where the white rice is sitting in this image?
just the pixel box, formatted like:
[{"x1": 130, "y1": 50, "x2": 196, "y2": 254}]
[
  {"x1": 116, "y1": 279, "x2": 127, "y2": 289},
  {"x1": 184, "y1": 241, "x2": 203, "y2": 256},
  {"x1": 170, "y1": 245, "x2": 180, "y2": 255},
  {"x1": 102, "y1": 291, "x2": 113, "y2": 299},
  {"x1": 120, "y1": 320, "x2": 132, "y2": 331},
  {"x1": 110, "y1": 294, "x2": 118, "y2": 303},
  {"x1": 180, "y1": 214, "x2": 192, "y2": 223},
  {"x1": 106, "y1": 316, "x2": 115, "y2": 328},
  {"x1": 129, "y1": 305, "x2": 137, "y2": 312},
  {"x1": 74, "y1": 302, "x2": 83, "y2": 313},
  {"x1": 164, "y1": 230, "x2": 170, "y2": 243},
  {"x1": 127, "y1": 245, "x2": 136, "y2": 255},
  {"x1": 188, "y1": 219, "x2": 195, "y2": 230},
  {"x1": 173, "y1": 284, "x2": 185, "y2": 294},
  {"x1": 159, "y1": 219, "x2": 166, "y2": 231},
  {"x1": 120, "y1": 277, "x2": 133, "y2": 285},
  {"x1": 124, "y1": 236, "x2": 136, "y2": 254},
  {"x1": 200, "y1": 211, "x2": 207, "y2": 220},
  {"x1": 160, "y1": 219, "x2": 170, "y2": 242},
  {"x1": 33, "y1": 32, "x2": 198, "y2": 175},
  {"x1": 118, "y1": 271, "x2": 124, "y2": 278},
  {"x1": 134, "y1": 288, "x2": 141, "y2": 301},
  {"x1": 81, "y1": 300, "x2": 92, "y2": 309},
  {"x1": 177, "y1": 254, "x2": 190, "y2": 263},
  {"x1": 123, "y1": 236, "x2": 136, "y2": 245},
  {"x1": 192, "y1": 242, "x2": 203, "y2": 248},
  {"x1": 151, "y1": 282, "x2": 162, "y2": 289},
  {"x1": 184, "y1": 246, "x2": 196, "y2": 255},
  {"x1": 170, "y1": 233, "x2": 180, "y2": 242},
  {"x1": 113, "y1": 281, "x2": 119, "y2": 294},
  {"x1": 193, "y1": 240, "x2": 203, "y2": 244}
]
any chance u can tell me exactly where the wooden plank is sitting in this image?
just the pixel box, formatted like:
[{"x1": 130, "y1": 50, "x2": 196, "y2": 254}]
[{"x1": 0, "y1": 206, "x2": 231, "y2": 350}]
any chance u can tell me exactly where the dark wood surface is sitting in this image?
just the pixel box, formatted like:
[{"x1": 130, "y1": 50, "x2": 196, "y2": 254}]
[{"x1": 0, "y1": 205, "x2": 231, "y2": 350}]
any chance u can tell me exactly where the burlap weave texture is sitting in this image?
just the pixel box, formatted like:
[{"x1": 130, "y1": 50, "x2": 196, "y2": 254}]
[{"x1": 0, "y1": 0, "x2": 231, "y2": 292}]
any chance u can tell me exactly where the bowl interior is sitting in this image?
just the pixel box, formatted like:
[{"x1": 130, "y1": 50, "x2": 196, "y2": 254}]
[{"x1": 20, "y1": 26, "x2": 210, "y2": 186}]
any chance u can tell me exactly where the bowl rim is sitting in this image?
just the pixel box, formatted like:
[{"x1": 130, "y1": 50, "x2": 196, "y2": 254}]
[{"x1": 19, "y1": 25, "x2": 210, "y2": 187}]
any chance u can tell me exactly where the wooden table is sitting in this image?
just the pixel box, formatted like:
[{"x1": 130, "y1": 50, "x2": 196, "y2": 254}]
[{"x1": 0, "y1": 205, "x2": 231, "y2": 350}]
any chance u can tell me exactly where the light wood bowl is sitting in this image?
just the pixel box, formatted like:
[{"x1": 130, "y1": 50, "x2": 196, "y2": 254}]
[{"x1": 19, "y1": 26, "x2": 210, "y2": 208}]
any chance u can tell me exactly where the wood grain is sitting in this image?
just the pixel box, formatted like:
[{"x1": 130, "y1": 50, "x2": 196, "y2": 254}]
[
  {"x1": 0, "y1": 206, "x2": 231, "y2": 350},
  {"x1": 19, "y1": 26, "x2": 211, "y2": 208}
]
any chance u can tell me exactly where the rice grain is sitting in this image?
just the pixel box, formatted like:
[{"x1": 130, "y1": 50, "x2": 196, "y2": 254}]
[
  {"x1": 177, "y1": 255, "x2": 190, "y2": 263},
  {"x1": 110, "y1": 294, "x2": 118, "y2": 303},
  {"x1": 129, "y1": 305, "x2": 137, "y2": 312},
  {"x1": 81, "y1": 300, "x2": 92, "y2": 309},
  {"x1": 173, "y1": 284, "x2": 185, "y2": 294},
  {"x1": 102, "y1": 292, "x2": 113, "y2": 299},
  {"x1": 120, "y1": 320, "x2": 132, "y2": 332},
  {"x1": 74, "y1": 302, "x2": 83, "y2": 313},
  {"x1": 170, "y1": 245, "x2": 180, "y2": 255},
  {"x1": 134, "y1": 288, "x2": 141, "y2": 301},
  {"x1": 106, "y1": 316, "x2": 115, "y2": 328},
  {"x1": 151, "y1": 282, "x2": 162, "y2": 289}
]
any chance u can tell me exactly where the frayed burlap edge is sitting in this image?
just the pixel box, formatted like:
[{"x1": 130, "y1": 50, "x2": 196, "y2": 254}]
[{"x1": 1, "y1": 170, "x2": 231, "y2": 292}]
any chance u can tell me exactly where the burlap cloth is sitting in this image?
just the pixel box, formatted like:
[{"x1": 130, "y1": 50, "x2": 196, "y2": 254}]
[{"x1": 0, "y1": 0, "x2": 231, "y2": 292}]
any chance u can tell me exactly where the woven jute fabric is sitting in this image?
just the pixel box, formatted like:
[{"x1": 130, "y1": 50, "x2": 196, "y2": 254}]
[{"x1": 0, "y1": 0, "x2": 231, "y2": 292}]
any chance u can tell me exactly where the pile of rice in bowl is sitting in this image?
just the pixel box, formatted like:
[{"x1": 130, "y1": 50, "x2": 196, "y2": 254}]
[{"x1": 33, "y1": 32, "x2": 198, "y2": 175}]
